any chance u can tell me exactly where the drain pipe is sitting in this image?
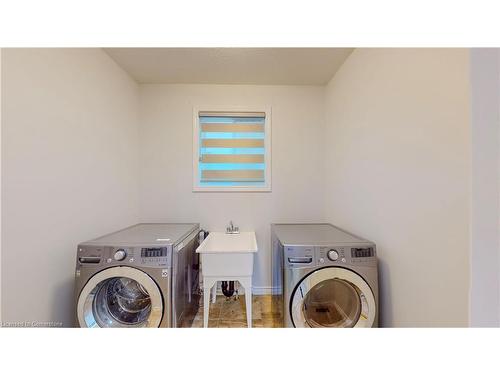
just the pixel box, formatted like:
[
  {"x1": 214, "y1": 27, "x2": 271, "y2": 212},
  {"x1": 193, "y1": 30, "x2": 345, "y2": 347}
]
[{"x1": 221, "y1": 281, "x2": 235, "y2": 297}]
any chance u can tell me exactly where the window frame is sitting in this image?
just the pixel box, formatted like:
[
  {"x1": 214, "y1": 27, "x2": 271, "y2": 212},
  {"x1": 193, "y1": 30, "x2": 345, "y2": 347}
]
[{"x1": 192, "y1": 105, "x2": 272, "y2": 192}]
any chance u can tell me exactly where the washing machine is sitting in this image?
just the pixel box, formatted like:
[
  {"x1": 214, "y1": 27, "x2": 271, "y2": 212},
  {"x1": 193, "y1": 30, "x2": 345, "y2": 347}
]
[
  {"x1": 272, "y1": 223, "x2": 378, "y2": 328},
  {"x1": 74, "y1": 223, "x2": 200, "y2": 328}
]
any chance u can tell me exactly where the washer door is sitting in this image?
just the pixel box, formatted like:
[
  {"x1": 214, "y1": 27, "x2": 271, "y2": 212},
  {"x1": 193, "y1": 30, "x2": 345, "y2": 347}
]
[
  {"x1": 77, "y1": 266, "x2": 163, "y2": 328},
  {"x1": 290, "y1": 267, "x2": 376, "y2": 328}
]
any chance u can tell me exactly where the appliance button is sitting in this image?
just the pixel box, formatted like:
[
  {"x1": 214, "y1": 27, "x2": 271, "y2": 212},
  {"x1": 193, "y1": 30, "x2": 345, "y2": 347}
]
[
  {"x1": 319, "y1": 258, "x2": 325, "y2": 264},
  {"x1": 327, "y1": 249, "x2": 339, "y2": 261},
  {"x1": 114, "y1": 249, "x2": 127, "y2": 261}
]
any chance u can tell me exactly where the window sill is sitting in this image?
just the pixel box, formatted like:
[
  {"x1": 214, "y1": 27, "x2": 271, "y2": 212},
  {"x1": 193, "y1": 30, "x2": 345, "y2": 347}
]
[{"x1": 192, "y1": 185, "x2": 271, "y2": 193}]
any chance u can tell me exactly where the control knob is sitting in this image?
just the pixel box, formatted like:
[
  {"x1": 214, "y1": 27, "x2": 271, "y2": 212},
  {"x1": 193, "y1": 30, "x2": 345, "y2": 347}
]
[
  {"x1": 114, "y1": 249, "x2": 127, "y2": 261},
  {"x1": 327, "y1": 249, "x2": 339, "y2": 261}
]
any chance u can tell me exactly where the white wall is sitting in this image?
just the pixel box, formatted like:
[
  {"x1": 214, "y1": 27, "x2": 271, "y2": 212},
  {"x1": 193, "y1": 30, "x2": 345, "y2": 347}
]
[
  {"x1": 138, "y1": 84, "x2": 326, "y2": 292},
  {"x1": 469, "y1": 49, "x2": 500, "y2": 326},
  {"x1": 1, "y1": 49, "x2": 139, "y2": 326},
  {"x1": 324, "y1": 49, "x2": 471, "y2": 327}
]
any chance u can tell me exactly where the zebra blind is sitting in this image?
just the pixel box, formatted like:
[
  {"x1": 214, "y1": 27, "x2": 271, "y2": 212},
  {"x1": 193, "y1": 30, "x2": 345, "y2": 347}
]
[{"x1": 198, "y1": 111, "x2": 267, "y2": 187}]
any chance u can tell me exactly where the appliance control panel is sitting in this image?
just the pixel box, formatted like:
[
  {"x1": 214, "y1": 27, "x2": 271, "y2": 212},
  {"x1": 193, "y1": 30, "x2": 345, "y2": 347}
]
[
  {"x1": 318, "y1": 246, "x2": 376, "y2": 266},
  {"x1": 139, "y1": 247, "x2": 170, "y2": 267},
  {"x1": 77, "y1": 246, "x2": 172, "y2": 268},
  {"x1": 318, "y1": 247, "x2": 347, "y2": 265},
  {"x1": 285, "y1": 245, "x2": 376, "y2": 268}
]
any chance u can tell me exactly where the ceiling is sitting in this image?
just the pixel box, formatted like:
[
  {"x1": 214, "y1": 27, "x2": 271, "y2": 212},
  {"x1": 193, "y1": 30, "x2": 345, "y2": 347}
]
[{"x1": 104, "y1": 48, "x2": 353, "y2": 85}]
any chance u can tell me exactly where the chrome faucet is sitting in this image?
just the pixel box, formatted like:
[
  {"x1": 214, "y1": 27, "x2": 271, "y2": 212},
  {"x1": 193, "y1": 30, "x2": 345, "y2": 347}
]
[{"x1": 226, "y1": 220, "x2": 239, "y2": 234}]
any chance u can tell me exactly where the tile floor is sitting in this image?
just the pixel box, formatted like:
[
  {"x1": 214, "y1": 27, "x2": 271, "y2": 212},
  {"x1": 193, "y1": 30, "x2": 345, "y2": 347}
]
[{"x1": 186, "y1": 295, "x2": 282, "y2": 328}]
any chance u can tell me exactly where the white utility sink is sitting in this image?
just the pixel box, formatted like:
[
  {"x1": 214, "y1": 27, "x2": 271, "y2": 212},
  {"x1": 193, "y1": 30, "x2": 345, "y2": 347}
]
[
  {"x1": 196, "y1": 231, "x2": 258, "y2": 327},
  {"x1": 196, "y1": 231, "x2": 257, "y2": 277},
  {"x1": 196, "y1": 231, "x2": 257, "y2": 253}
]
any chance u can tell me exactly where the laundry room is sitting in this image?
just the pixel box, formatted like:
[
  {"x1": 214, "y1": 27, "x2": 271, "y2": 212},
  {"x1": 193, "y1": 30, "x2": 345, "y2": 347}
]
[{"x1": 0, "y1": 47, "x2": 499, "y2": 330}]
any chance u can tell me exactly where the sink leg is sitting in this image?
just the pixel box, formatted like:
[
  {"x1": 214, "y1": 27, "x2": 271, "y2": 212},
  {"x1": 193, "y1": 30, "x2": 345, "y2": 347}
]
[
  {"x1": 245, "y1": 290, "x2": 252, "y2": 328},
  {"x1": 203, "y1": 278, "x2": 213, "y2": 328},
  {"x1": 239, "y1": 277, "x2": 252, "y2": 328}
]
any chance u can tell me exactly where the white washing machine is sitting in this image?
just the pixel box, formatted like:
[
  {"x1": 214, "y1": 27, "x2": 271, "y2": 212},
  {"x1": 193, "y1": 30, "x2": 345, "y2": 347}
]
[
  {"x1": 272, "y1": 223, "x2": 379, "y2": 328},
  {"x1": 74, "y1": 223, "x2": 200, "y2": 328}
]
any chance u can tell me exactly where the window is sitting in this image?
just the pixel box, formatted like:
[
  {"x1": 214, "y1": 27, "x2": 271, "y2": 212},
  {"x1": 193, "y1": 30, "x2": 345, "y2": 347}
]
[{"x1": 193, "y1": 108, "x2": 271, "y2": 191}]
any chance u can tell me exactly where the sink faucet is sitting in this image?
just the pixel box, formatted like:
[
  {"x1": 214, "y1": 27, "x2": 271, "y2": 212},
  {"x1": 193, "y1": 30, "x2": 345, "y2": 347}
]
[{"x1": 226, "y1": 221, "x2": 239, "y2": 234}]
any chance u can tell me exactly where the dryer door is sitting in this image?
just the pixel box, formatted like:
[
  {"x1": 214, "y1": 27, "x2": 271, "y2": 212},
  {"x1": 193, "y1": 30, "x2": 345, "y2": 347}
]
[
  {"x1": 77, "y1": 266, "x2": 163, "y2": 328},
  {"x1": 290, "y1": 267, "x2": 376, "y2": 328}
]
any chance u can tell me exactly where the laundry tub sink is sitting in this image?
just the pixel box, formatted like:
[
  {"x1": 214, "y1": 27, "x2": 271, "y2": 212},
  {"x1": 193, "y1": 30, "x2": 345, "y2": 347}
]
[
  {"x1": 196, "y1": 232, "x2": 258, "y2": 277},
  {"x1": 196, "y1": 231, "x2": 258, "y2": 327}
]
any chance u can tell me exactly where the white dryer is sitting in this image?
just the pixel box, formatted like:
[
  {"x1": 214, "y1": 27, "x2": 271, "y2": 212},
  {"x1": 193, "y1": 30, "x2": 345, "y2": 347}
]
[{"x1": 272, "y1": 223, "x2": 379, "y2": 328}]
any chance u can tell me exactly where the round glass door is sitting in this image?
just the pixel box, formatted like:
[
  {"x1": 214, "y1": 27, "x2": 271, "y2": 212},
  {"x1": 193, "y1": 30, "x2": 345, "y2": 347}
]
[
  {"x1": 93, "y1": 277, "x2": 152, "y2": 326},
  {"x1": 302, "y1": 278, "x2": 361, "y2": 327},
  {"x1": 291, "y1": 267, "x2": 376, "y2": 328},
  {"x1": 77, "y1": 267, "x2": 163, "y2": 328}
]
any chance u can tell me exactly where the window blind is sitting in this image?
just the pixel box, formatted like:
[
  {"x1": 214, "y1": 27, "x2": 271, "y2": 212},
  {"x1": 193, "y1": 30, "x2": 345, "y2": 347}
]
[{"x1": 198, "y1": 112, "x2": 266, "y2": 186}]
